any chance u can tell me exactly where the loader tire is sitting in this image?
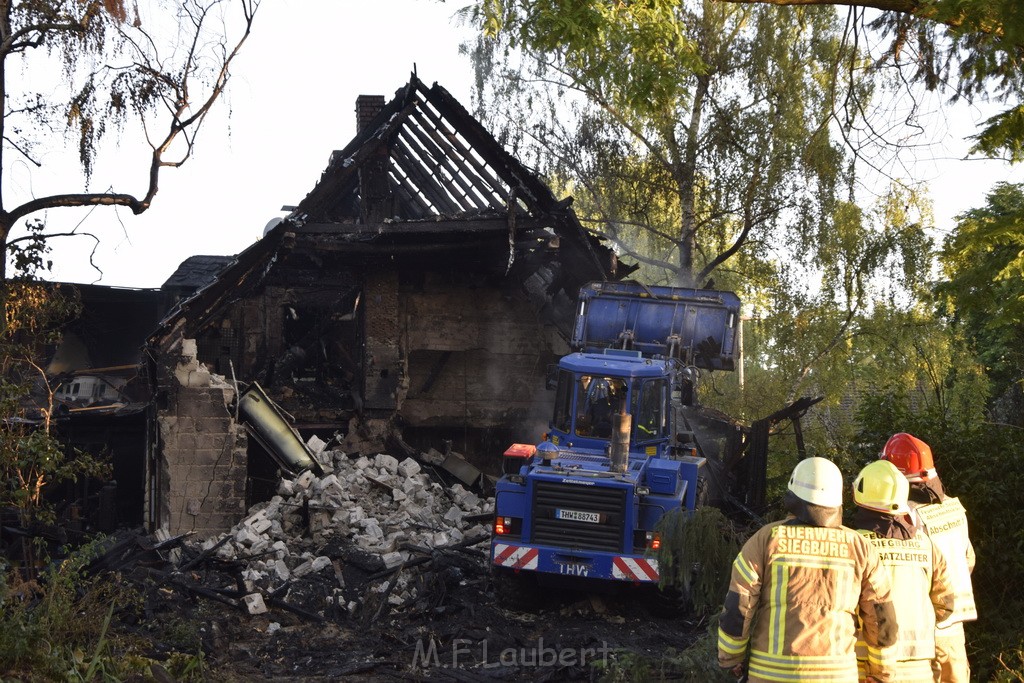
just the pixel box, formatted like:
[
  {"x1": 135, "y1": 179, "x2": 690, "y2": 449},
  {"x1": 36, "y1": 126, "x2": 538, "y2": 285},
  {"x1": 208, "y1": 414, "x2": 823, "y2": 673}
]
[{"x1": 694, "y1": 475, "x2": 709, "y2": 509}]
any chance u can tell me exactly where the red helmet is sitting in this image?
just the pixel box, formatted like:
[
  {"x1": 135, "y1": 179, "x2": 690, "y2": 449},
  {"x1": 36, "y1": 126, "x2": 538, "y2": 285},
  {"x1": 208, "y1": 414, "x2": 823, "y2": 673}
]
[{"x1": 880, "y1": 432, "x2": 936, "y2": 482}]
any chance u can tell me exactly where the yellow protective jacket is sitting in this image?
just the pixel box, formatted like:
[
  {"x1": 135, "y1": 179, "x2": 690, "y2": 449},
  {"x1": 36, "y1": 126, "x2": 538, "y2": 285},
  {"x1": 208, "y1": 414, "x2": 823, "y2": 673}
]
[
  {"x1": 718, "y1": 518, "x2": 897, "y2": 683},
  {"x1": 855, "y1": 528, "x2": 955, "y2": 683},
  {"x1": 913, "y1": 497, "x2": 977, "y2": 627}
]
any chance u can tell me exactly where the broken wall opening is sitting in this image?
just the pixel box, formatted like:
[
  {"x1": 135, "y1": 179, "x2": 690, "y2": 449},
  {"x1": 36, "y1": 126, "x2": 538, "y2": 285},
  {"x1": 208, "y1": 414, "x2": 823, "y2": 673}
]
[
  {"x1": 245, "y1": 439, "x2": 281, "y2": 509},
  {"x1": 269, "y1": 296, "x2": 361, "y2": 408}
]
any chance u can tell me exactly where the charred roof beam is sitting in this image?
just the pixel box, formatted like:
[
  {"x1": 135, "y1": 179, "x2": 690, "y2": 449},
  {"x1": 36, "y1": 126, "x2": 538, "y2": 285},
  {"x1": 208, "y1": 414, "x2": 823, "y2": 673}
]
[
  {"x1": 389, "y1": 137, "x2": 463, "y2": 215},
  {"x1": 398, "y1": 121, "x2": 492, "y2": 213},
  {"x1": 410, "y1": 97, "x2": 511, "y2": 205},
  {"x1": 407, "y1": 107, "x2": 508, "y2": 209}
]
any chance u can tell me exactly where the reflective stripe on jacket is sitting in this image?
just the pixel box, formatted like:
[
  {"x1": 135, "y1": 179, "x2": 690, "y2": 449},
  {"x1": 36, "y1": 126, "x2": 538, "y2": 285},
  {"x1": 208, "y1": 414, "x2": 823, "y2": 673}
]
[
  {"x1": 914, "y1": 497, "x2": 977, "y2": 626},
  {"x1": 717, "y1": 519, "x2": 897, "y2": 682},
  {"x1": 855, "y1": 529, "x2": 955, "y2": 680}
]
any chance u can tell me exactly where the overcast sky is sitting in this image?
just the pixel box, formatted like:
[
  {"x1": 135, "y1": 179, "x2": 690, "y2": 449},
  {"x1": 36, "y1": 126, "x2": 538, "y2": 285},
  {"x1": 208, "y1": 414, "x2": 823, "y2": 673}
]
[{"x1": 19, "y1": 0, "x2": 1024, "y2": 289}]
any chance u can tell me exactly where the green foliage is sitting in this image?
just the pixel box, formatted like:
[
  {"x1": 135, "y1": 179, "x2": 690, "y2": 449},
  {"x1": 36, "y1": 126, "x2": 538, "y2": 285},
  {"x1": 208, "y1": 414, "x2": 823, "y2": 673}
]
[
  {"x1": 467, "y1": 0, "x2": 870, "y2": 286},
  {"x1": 0, "y1": 540, "x2": 207, "y2": 682},
  {"x1": 936, "y1": 182, "x2": 1024, "y2": 398},
  {"x1": 594, "y1": 621, "x2": 733, "y2": 681},
  {"x1": 477, "y1": 0, "x2": 702, "y2": 119},
  {"x1": 0, "y1": 279, "x2": 106, "y2": 527},
  {"x1": 0, "y1": 0, "x2": 257, "y2": 287},
  {"x1": 655, "y1": 506, "x2": 741, "y2": 614},
  {"x1": 865, "y1": 0, "x2": 1024, "y2": 160},
  {"x1": 0, "y1": 541, "x2": 131, "y2": 679},
  {"x1": 7, "y1": 219, "x2": 54, "y2": 277},
  {"x1": 853, "y1": 386, "x2": 1024, "y2": 681},
  {"x1": 5, "y1": 1, "x2": 136, "y2": 180},
  {"x1": 971, "y1": 104, "x2": 1024, "y2": 162}
]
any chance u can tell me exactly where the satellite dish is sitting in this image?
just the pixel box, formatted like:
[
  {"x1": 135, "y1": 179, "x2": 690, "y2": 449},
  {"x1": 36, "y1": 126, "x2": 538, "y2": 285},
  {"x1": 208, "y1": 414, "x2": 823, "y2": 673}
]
[{"x1": 263, "y1": 217, "x2": 283, "y2": 237}]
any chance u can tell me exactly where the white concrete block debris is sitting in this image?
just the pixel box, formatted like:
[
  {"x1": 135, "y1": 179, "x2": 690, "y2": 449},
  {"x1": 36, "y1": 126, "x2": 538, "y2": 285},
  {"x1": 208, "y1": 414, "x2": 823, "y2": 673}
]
[
  {"x1": 271, "y1": 559, "x2": 290, "y2": 581},
  {"x1": 243, "y1": 593, "x2": 268, "y2": 615},
  {"x1": 422, "y1": 448, "x2": 446, "y2": 465},
  {"x1": 397, "y1": 458, "x2": 421, "y2": 477},
  {"x1": 402, "y1": 476, "x2": 425, "y2": 494},
  {"x1": 456, "y1": 491, "x2": 482, "y2": 510},
  {"x1": 381, "y1": 552, "x2": 405, "y2": 569},
  {"x1": 443, "y1": 505, "x2": 463, "y2": 525},
  {"x1": 292, "y1": 559, "x2": 315, "y2": 578},
  {"x1": 234, "y1": 527, "x2": 262, "y2": 546},
  {"x1": 306, "y1": 434, "x2": 328, "y2": 455},
  {"x1": 251, "y1": 517, "x2": 273, "y2": 535},
  {"x1": 192, "y1": 444, "x2": 495, "y2": 599},
  {"x1": 294, "y1": 469, "x2": 316, "y2": 490},
  {"x1": 374, "y1": 453, "x2": 399, "y2": 474}
]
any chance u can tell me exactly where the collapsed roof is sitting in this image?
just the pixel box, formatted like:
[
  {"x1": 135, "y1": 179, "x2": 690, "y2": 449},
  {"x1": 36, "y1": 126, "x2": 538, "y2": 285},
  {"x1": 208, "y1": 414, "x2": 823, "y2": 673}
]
[{"x1": 154, "y1": 74, "x2": 628, "y2": 344}]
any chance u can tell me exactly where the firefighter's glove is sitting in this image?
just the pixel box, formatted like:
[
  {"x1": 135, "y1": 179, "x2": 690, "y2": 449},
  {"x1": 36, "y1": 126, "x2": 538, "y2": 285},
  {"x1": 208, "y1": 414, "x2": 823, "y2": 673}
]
[{"x1": 730, "y1": 663, "x2": 747, "y2": 681}]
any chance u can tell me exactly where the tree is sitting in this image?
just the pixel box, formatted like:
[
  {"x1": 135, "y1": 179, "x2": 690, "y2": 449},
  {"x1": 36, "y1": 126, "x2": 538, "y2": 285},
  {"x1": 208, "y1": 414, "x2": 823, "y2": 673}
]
[
  {"x1": 467, "y1": 2, "x2": 942, "y2": 462},
  {"x1": 0, "y1": 0, "x2": 259, "y2": 284},
  {"x1": 936, "y1": 181, "x2": 1024, "y2": 400},
  {"x1": 468, "y1": 0, "x2": 868, "y2": 287}
]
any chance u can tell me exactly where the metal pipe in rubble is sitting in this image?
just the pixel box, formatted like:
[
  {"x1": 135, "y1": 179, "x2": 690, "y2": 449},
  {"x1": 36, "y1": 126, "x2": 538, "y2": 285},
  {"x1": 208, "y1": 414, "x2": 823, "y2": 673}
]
[{"x1": 610, "y1": 410, "x2": 631, "y2": 473}]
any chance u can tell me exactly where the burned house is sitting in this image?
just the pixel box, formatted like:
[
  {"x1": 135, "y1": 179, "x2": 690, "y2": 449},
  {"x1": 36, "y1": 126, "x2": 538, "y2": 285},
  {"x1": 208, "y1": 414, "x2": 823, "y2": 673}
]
[{"x1": 146, "y1": 76, "x2": 628, "y2": 537}]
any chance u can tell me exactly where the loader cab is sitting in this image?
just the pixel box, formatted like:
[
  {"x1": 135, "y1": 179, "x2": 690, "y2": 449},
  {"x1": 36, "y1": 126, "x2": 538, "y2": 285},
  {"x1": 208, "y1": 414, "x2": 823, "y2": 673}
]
[{"x1": 548, "y1": 352, "x2": 670, "y2": 453}]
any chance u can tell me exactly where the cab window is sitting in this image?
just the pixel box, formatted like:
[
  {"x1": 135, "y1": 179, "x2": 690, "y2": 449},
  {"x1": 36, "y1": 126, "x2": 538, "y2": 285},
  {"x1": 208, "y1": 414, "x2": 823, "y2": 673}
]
[
  {"x1": 552, "y1": 370, "x2": 574, "y2": 433},
  {"x1": 575, "y1": 375, "x2": 627, "y2": 438},
  {"x1": 634, "y1": 379, "x2": 665, "y2": 442}
]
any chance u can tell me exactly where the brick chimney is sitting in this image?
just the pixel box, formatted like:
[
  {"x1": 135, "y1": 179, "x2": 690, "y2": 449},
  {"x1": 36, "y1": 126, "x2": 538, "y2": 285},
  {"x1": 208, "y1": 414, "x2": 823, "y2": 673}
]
[
  {"x1": 356, "y1": 95, "x2": 386, "y2": 133},
  {"x1": 355, "y1": 94, "x2": 391, "y2": 223}
]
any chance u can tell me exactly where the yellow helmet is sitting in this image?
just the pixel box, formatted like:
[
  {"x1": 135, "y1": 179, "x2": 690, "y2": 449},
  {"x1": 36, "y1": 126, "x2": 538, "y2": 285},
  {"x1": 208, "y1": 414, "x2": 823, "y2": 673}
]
[
  {"x1": 853, "y1": 460, "x2": 909, "y2": 514},
  {"x1": 788, "y1": 457, "x2": 844, "y2": 508}
]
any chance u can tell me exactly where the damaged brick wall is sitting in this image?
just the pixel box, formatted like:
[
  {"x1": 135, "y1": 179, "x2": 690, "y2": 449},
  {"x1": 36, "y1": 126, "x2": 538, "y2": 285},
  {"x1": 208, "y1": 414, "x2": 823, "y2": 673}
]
[
  {"x1": 399, "y1": 278, "x2": 566, "y2": 440},
  {"x1": 157, "y1": 339, "x2": 248, "y2": 536},
  {"x1": 363, "y1": 270, "x2": 405, "y2": 415}
]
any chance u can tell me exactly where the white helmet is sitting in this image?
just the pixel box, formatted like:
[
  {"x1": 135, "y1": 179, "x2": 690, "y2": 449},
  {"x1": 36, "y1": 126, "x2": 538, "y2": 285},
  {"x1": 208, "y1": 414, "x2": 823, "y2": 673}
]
[{"x1": 788, "y1": 457, "x2": 844, "y2": 508}]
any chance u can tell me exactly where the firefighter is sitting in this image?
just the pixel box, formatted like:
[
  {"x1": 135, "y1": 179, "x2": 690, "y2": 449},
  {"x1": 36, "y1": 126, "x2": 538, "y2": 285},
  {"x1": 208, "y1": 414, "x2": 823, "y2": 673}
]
[
  {"x1": 881, "y1": 433, "x2": 977, "y2": 683},
  {"x1": 718, "y1": 457, "x2": 898, "y2": 682},
  {"x1": 851, "y1": 460, "x2": 955, "y2": 683}
]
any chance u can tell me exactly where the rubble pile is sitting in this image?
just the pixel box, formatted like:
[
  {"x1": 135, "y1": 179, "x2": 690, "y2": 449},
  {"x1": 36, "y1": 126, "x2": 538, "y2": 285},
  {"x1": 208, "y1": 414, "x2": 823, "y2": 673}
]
[{"x1": 189, "y1": 436, "x2": 494, "y2": 619}]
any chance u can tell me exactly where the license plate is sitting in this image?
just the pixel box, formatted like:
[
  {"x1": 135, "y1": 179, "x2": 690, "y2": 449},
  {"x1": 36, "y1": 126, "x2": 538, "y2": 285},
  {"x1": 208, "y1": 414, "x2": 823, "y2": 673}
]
[{"x1": 556, "y1": 508, "x2": 601, "y2": 523}]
